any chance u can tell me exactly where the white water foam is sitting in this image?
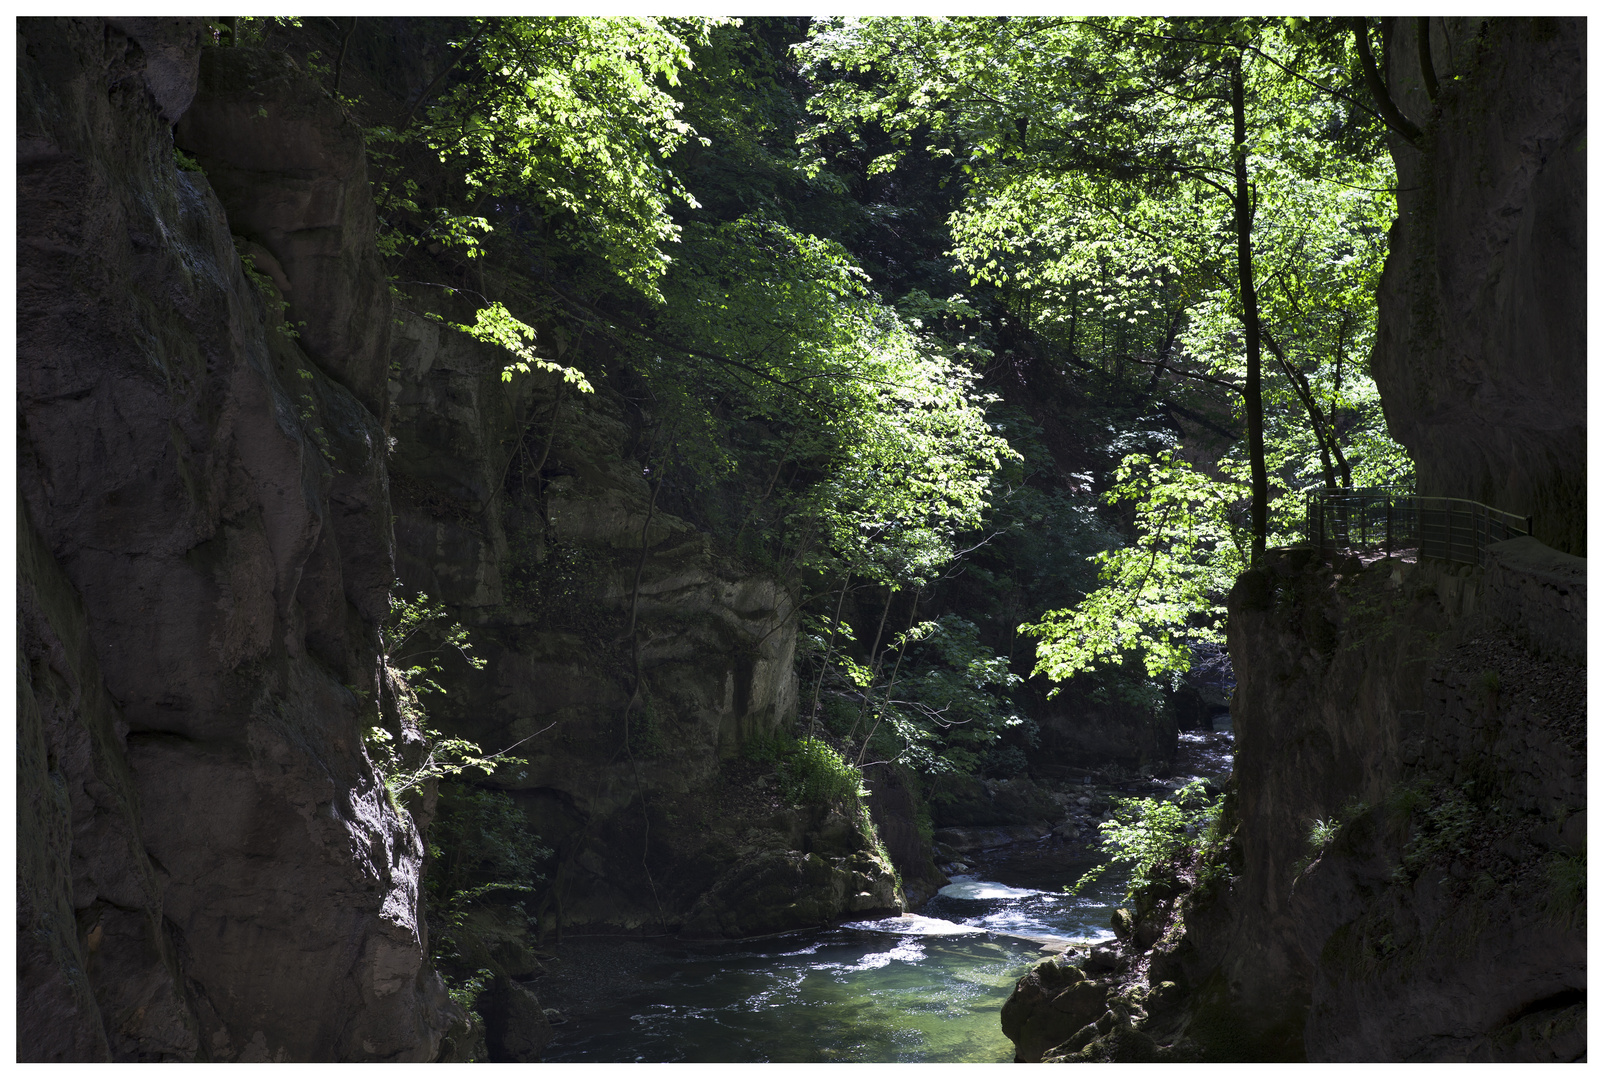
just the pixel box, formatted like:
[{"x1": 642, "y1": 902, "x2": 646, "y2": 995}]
[
  {"x1": 936, "y1": 877, "x2": 1040, "y2": 900},
  {"x1": 842, "y1": 914, "x2": 985, "y2": 937},
  {"x1": 837, "y1": 938, "x2": 928, "y2": 972}
]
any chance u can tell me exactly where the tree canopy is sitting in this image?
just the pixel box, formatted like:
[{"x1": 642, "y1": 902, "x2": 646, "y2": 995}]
[
  {"x1": 323, "y1": 13, "x2": 1414, "y2": 731},
  {"x1": 801, "y1": 15, "x2": 1411, "y2": 682}
]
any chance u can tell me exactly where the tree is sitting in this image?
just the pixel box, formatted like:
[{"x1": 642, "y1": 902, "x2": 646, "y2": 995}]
[
  {"x1": 802, "y1": 17, "x2": 1395, "y2": 561},
  {"x1": 361, "y1": 17, "x2": 727, "y2": 397},
  {"x1": 800, "y1": 16, "x2": 1412, "y2": 681},
  {"x1": 383, "y1": 16, "x2": 724, "y2": 298},
  {"x1": 644, "y1": 214, "x2": 1013, "y2": 589}
]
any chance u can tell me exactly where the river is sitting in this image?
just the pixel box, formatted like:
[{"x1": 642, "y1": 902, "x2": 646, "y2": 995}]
[{"x1": 536, "y1": 729, "x2": 1233, "y2": 1063}]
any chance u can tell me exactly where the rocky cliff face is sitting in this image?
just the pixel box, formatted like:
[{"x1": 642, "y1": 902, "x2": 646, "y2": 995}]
[
  {"x1": 1001, "y1": 546, "x2": 1585, "y2": 1062},
  {"x1": 380, "y1": 300, "x2": 904, "y2": 941},
  {"x1": 1213, "y1": 547, "x2": 1582, "y2": 1060},
  {"x1": 18, "y1": 19, "x2": 455, "y2": 1060},
  {"x1": 17, "y1": 18, "x2": 905, "y2": 1061},
  {"x1": 1373, "y1": 18, "x2": 1586, "y2": 555}
]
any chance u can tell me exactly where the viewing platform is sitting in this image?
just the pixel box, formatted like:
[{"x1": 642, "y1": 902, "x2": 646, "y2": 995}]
[{"x1": 1304, "y1": 487, "x2": 1533, "y2": 567}]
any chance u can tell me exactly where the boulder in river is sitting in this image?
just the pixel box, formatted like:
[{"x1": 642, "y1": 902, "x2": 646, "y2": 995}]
[
  {"x1": 678, "y1": 847, "x2": 901, "y2": 938},
  {"x1": 1000, "y1": 955, "x2": 1111, "y2": 1062}
]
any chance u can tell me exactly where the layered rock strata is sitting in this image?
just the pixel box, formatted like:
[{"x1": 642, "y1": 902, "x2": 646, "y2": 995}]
[{"x1": 381, "y1": 299, "x2": 903, "y2": 940}]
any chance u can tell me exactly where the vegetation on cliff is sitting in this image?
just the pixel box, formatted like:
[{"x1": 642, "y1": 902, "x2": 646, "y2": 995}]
[{"x1": 255, "y1": 9, "x2": 1417, "y2": 920}]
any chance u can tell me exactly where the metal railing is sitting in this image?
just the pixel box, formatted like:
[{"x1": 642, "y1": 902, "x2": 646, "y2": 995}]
[{"x1": 1304, "y1": 487, "x2": 1532, "y2": 566}]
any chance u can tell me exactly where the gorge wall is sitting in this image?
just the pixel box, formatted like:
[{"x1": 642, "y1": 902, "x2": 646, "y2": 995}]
[
  {"x1": 1373, "y1": 17, "x2": 1586, "y2": 554},
  {"x1": 17, "y1": 17, "x2": 905, "y2": 1061},
  {"x1": 18, "y1": 18, "x2": 453, "y2": 1060}
]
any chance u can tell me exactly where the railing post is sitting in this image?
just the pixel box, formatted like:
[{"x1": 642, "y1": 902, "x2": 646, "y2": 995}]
[{"x1": 1385, "y1": 496, "x2": 1393, "y2": 557}]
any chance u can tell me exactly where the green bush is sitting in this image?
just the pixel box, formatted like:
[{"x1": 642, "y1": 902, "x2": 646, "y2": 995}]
[
  {"x1": 872, "y1": 614, "x2": 1032, "y2": 776},
  {"x1": 782, "y1": 736, "x2": 867, "y2": 805},
  {"x1": 1395, "y1": 782, "x2": 1481, "y2": 883},
  {"x1": 1070, "y1": 779, "x2": 1221, "y2": 898},
  {"x1": 427, "y1": 784, "x2": 552, "y2": 919},
  {"x1": 746, "y1": 731, "x2": 867, "y2": 807}
]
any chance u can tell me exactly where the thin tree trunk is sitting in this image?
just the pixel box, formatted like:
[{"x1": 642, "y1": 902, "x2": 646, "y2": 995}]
[
  {"x1": 733, "y1": 439, "x2": 793, "y2": 550},
  {"x1": 857, "y1": 591, "x2": 922, "y2": 768},
  {"x1": 1067, "y1": 278, "x2": 1079, "y2": 362},
  {"x1": 1261, "y1": 327, "x2": 1344, "y2": 490},
  {"x1": 1352, "y1": 17, "x2": 1422, "y2": 145},
  {"x1": 1231, "y1": 55, "x2": 1269, "y2": 564},
  {"x1": 846, "y1": 586, "x2": 897, "y2": 743},
  {"x1": 1329, "y1": 310, "x2": 1353, "y2": 487},
  {"x1": 332, "y1": 17, "x2": 357, "y2": 95},
  {"x1": 808, "y1": 573, "x2": 853, "y2": 734}
]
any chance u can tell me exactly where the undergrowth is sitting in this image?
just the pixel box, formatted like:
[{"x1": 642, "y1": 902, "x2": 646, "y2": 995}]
[
  {"x1": 747, "y1": 731, "x2": 867, "y2": 806},
  {"x1": 425, "y1": 785, "x2": 552, "y2": 1034}
]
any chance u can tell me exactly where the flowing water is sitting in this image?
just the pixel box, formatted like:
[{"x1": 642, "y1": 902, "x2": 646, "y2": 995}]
[
  {"x1": 539, "y1": 869, "x2": 1126, "y2": 1063},
  {"x1": 539, "y1": 729, "x2": 1234, "y2": 1063}
]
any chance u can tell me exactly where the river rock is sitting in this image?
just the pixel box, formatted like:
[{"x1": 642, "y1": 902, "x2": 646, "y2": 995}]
[
  {"x1": 931, "y1": 825, "x2": 1045, "y2": 853},
  {"x1": 1001, "y1": 957, "x2": 1110, "y2": 1062},
  {"x1": 927, "y1": 774, "x2": 1058, "y2": 829},
  {"x1": 479, "y1": 976, "x2": 554, "y2": 1062},
  {"x1": 1084, "y1": 945, "x2": 1123, "y2": 973},
  {"x1": 678, "y1": 848, "x2": 900, "y2": 939},
  {"x1": 863, "y1": 763, "x2": 947, "y2": 908}
]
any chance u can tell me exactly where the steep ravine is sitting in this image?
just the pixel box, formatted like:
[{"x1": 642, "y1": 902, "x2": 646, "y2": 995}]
[{"x1": 17, "y1": 16, "x2": 1585, "y2": 1065}]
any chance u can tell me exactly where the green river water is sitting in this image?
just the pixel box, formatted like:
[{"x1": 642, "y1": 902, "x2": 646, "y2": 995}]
[
  {"x1": 539, "y1": 731, "x2": 1233, "y2": 1062},
  {"x1": 539, "y1": 866, "x2": 1126, "y2": 1063}
]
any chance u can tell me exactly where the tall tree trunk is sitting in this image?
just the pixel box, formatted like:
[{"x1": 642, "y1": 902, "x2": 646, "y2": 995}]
[
  {"x1": 1329, "y1": 309, "x2": 1353, "y2": 488},
  {"x1": 1231, "y1": 55, "x2": 1268, "y2": 563}
]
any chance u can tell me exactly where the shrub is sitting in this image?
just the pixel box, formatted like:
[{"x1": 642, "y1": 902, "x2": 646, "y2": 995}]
[
  {"x1": 980, "y1": 743, "x2": 1030, "y2": 779},
  {"x1": 781, "y1": 737, "x2": 867, "y2": 806},
  {"x1": 746, "y1": 731, "x2": 867, "y2": 807},
  {"x1": 426, "y1": 784, "x2": 552, "y2": 914},
  {"x1": 1070, "y1": 779, "x2": 1221, "y2": 898}
]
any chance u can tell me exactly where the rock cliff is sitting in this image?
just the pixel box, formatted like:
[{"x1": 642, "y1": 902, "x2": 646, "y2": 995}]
[
  {"x1": 380, "y1": 298, "x2": 903, "y2": 941},
  {"x1": 18, "y1": 19, "x2": 454, "y2": 1060},
  {"x1": 1002, "y1": 546, "x2": 1584, "y2": 1062},
  {"x1": 1373, "y1": 17, "x2": 1586, "y2": 554}
]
